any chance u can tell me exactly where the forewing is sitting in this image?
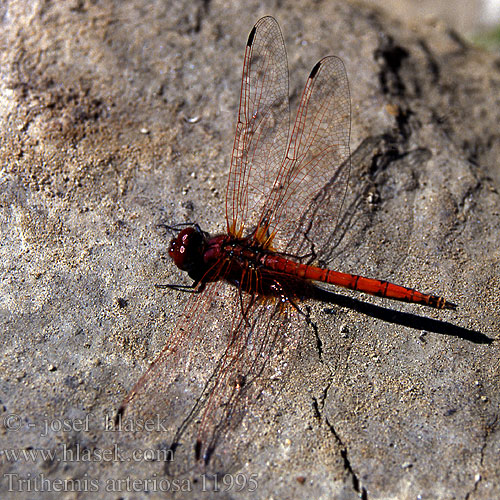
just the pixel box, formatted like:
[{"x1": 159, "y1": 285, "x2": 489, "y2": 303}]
[
  {"x1": 256, "y1": 56, "x2": 351, "y2": 254},
  {"x1": 226, "y1": 16, "x2": 290, "y2": 238}
]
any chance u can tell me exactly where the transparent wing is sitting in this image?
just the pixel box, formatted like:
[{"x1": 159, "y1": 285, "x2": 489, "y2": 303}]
[
  {"x1": 256, "y1": 56, "x2": 351, "y2": 253},
  {"x1": 117, "y1": 281, "x2": 300, "y2": 475},
  {"x1": 226, "y1": 18, "x2": 351, "y2": 253},
  {"x1": 226, "y1": 16, "x2": 290, "y2": 238},
  {"x1": 193, "y1": 290, "x2": 298, "y2": 470}
]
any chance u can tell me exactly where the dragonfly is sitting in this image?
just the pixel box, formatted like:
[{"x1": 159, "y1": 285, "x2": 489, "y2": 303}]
[{"x1": 117, "y1": 16, "x2": 456, "y2": 474}]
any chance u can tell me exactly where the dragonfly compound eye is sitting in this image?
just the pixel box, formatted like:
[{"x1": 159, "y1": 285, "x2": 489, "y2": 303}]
[{"x1": 169, "y1": 227, "x2": 204, "y2": 272}]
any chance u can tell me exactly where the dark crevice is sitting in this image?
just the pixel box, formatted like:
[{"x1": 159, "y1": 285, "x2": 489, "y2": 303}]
[
  {"x1": 339, "y1": 448, "x2": 368, "y2": 500},
  {"x1": 311, "y1": 396, "x2": 322, "y2": 420},
  {"x1": 309, "y1": 313, "x2": 367, "y2": 497},
  {"x1": 305, "y1": 307, "x2": 323, "y2": 362},
  {"x1": 465, "y1": 414, "x2": 498, "y2": 500},
  {"x1": 367, "y1": 131, "x2": 424, "y2": 179},
  {"x1": 190, "y1": 0, "x2": 211, "y2": 34},
  {"x1": 311, "y1": 352, "x2": 368, "y2": 500},
  {"x1": 374, "y1": 35, "x2": 423, "y2": 144},
  {"x1": 418, "y1": 39, "x2": 440, "y2": 84},
  {"x1": 374, "y1": 36, "x2": 410, "y2": 97},
  {"x1": 394, "y1": 107, "x2": 414, "y2": 140},
  {"x1": 316, "y1": 400, "x2": 368, "y2": 499},
  {"x1": 446, "y1": 28, "x2": 469, "y2": 55},
  {"x1": 368, "y1": 134, "x2": 404, "y2": 177}
]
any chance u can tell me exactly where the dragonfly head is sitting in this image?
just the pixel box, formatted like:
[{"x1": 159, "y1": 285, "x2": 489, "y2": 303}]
[{"x1": 168, "y1": 226, "x2": 206, "y2": 275}]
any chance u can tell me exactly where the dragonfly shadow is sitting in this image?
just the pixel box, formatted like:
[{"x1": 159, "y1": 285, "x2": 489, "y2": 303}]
[{"x1": 312, "y1": 287, "x2": 492, "y2": 345}]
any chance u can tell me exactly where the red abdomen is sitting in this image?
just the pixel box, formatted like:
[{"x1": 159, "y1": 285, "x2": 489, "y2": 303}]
[{"x1": 261, "y1": 254, "x2": 456, "y2": 310}]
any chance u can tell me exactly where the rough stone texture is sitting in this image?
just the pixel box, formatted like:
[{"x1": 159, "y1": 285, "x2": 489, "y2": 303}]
[{"x1": 1, "y1": 1, "x2": 499, "y2": 499}]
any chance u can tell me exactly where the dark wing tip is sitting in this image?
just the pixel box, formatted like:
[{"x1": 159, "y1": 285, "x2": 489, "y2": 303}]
[
  {"x1": 309, "y1": 60, "x2": 322, "y2": 79},
  {"x1": 247, "y1": 25, "x2": 257, "y2": 47},
  {"x1": 114, "y1": 405, "x2": 125, "y2": 427},
  {"x1": 195, "y1": 439, "x2": 203, "y2": 461}
]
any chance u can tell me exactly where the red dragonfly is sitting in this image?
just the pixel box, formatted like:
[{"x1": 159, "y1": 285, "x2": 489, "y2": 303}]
[{"x1": 117, "y1": 16, "x2": 456, "y2": 473}]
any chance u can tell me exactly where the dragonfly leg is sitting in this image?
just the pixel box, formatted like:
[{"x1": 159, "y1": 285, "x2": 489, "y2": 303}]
[{"x1": 154, "y1": 281, "x2": 206, "y2": 293}]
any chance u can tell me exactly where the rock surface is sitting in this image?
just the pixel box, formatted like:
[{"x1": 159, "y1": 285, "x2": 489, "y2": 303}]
[{"x1": 1, "y1": 1, "x2": 499, "y2": 499}]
